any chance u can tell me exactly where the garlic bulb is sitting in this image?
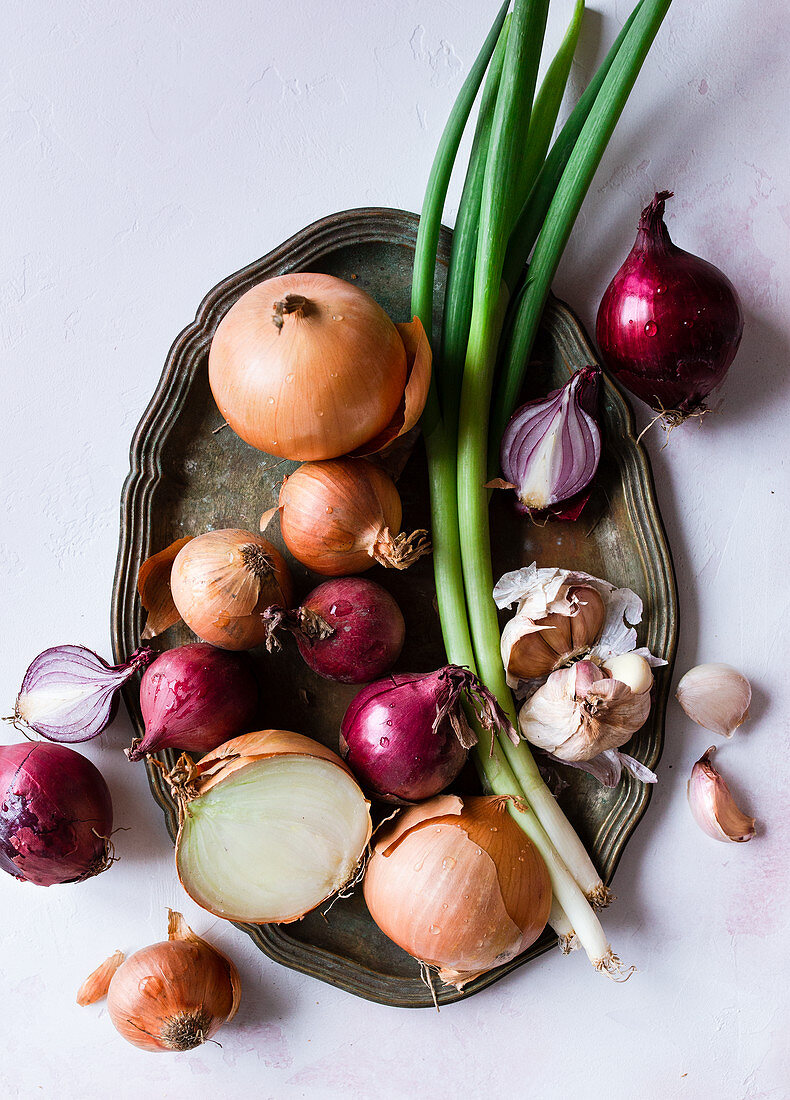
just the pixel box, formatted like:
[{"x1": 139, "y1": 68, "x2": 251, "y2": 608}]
[
  {"x1": 687, "y1": 747, "x2": 756, "y2": 843},
  {"x1": 676, "y1": 663, "x2": 751, "y2": 737},
  {"x1": 519, "y1": 660, "x2": 652, "y2": 763},
  {"x1": 494, "y1": 564, "x2": 665, "y2": 689}
]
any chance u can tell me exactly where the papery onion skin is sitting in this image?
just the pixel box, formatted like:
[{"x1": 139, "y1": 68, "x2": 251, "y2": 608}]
[
  {"x1": 596, "y1": 191, "x2": 744, "y2": 417},
  {"x1": 170, "y1": 529, "x2": 293, "y2": 650},
  {"x1": 0, "y1": 743, "x2": 113, "y2": 886},
  {"x1": 169, "y1": 730, "x2": 372, "y2": 924},
  {"x1": 278, "y1": 458, "x2": 430, "y2": 576},
  {"x1": 363, "y1": 795, "x2": 552, "y2": 988},
  {"x1": 264, "y1": 577, "x2": 405, "y2": 684},
  {"x1": 208, "y1": 272, "x2": 407, "y2": 460},
  {"x1": 129, "y1": 643, "x2": 259, "y2": 761},
  {"x1": 106, "y1": 911, "x2": 240, "y2": 1052}
]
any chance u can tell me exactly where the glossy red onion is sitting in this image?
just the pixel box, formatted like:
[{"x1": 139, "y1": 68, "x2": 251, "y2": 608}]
[
  {"x1": 263, "y1": 577, "x2": 405, "y2": 684},
  {"x1": 497, "y1": 366, "x2": 601, "y2": 519},
  {"x1": 0, "y1": 743, "x2": 114, "y2": 886},
  {"x1": 340, "y1": 665, "x2": 517, "y2": 803},
  {"x1": 596, "y1": 190, "x2": 744, "y2": 419},
  {"x1": 128, "y1": 643, "x2": 259, "y2": 761},
  {"x1": 13, "y1": 645, "x2": 151, "y2": 743}
]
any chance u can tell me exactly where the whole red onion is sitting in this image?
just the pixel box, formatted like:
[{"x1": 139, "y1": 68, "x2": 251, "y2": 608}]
[
  {"x1": 340, "y1": 666, "x2": 516, "y2": 803},
  {"x1": 264, "y1": 577, "x2": 405, "y2": 684},
  {"x1": 128, "y1": 643, "x2": 258, "y2": 761},
  {"x1": 0, "y1": 743, "x2": 113, "y2": 886},
  {"x1": 596, "y1": 191, "x2": 744, "y2": 419}
]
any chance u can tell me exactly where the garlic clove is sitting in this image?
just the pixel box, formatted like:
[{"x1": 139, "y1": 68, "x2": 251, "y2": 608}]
[
  {"x1": 603, "y1": 652, "x2": 654, "y2": 695},
  {"x1": 687, "y1": 746, "x2": 756, "y2": 843},
  {"x1": 676, "y1": 663, "x2": 751, "y2": 737}
]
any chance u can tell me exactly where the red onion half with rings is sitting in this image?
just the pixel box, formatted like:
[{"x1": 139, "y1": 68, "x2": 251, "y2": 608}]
[{"x1": 596, "y1": 191, "x2": 744, "y2": 424}]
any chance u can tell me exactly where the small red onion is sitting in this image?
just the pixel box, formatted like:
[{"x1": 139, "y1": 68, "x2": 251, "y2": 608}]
[
  {"x1": 12, "y1": 645, "x2": 152, "y2": 743},
  {"x1": 340, "y1": 665, "x2": 517, "y2": 803},
  {"x1": 128, "y1": 643, "x2": 259, "y2": 761},
  {"x1": 263, "y1": 577, "x2": 405, "y2": 684},
  {"x1": 0, "y1": 743, "x2": 114, "y2": 886},
  {"x1": 495, "y1": 366, "x2": 601, "y2": 519},
  {"x1": 596, "y1": 190, "x2": 744, "y2": 421}
]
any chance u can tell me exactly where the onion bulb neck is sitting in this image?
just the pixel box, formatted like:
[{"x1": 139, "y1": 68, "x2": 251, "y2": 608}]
[
  {"x1": 636, "y1": 189, "x2": 674, "y2": 251},
  {"x1": 263, "y1": 605, "x2": 334, "y2": 651},
  {"x1": 373, "y1": 527, "x2": 432, "y2": 570},
  {"x1": 272, "y1": 293, "x2": 310, "y2": 332},
  {"x1": 240, "y1": 542, "x2": 276, "y2": 578}
]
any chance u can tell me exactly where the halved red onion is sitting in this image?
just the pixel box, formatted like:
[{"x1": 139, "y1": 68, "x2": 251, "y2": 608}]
[
  {"x1": 13, "y1": 645, "x2": 152, "y2": 743},
  {"x1": 497, "y1": 366, "x2": 601, "y2": 517}
]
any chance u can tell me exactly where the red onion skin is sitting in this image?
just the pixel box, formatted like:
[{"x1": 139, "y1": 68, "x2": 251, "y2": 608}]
[
  {"x1": 0, "y1": 743, "x2": 113, "y2": 886},
  {"x1": 340, "y1": 672, "x2": 467, "y2": 803},
  {"x1": 291, "y1": 578, "x2": 405, "y2": 684},
  {"x1": 596, "y1": 191, "x2": 744, "y2": 415},
  {"x1": 131, "y1": 643, "x2": 258, "y2": 761}
]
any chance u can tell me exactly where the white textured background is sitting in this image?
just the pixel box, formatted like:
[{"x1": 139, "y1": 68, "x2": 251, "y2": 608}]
[{"x1": 2, "y1": 1, "x2": 789, "y2": 1097}]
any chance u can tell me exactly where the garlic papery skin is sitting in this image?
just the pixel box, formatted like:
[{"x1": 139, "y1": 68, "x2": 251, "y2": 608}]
[
  {"x1": 519, "y1": 661, "x2": 652, "y2": 763},
  {"x1": 676, "y1": 663, "x2": 751, "y2": 737},
  {"x1": 499, "y1": 585, "x2": 606, "y2": 684},
  {"x1": 494, "y1": 563, "x2": 666, "y2": 690},
  {"x1": 687, "y1": 747, "x2": 756, "y2": 843},
  {"x1": 602, "y1": 653, "x2": 654, "y2": 695}
]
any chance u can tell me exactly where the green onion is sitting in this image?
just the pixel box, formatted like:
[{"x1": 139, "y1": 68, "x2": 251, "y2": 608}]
[
  {"x1": 493, "y1": 0, "x2": 673, "y2": 444},
  {"x1": 502, "y1": 0, "x2": 644, "y2": 294},
  {"x1": 439, "y1": 16, "x2": 510, "y2": 433},
  {"x1": 516, "y1": 0, "x2": 585, "y2": 209}
]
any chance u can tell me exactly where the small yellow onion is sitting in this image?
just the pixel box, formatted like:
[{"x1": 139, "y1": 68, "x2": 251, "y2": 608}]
[
  {"x1": 208, "y1": 272, "x2": 431, "y2": 460},
  {"x1": 276, "y1": 457, "x2": 431, "y2": 575},
  {"x1": 169, "y1": 529, "x2": 293, "y2": 650},
  {"x1": 165, "y1": 731, "x2": 372, "y2": 923},
  {"x1": 79, "y1": 910, "x2": 241, "y2": 1052},
  {"x1": 363, "y1": 795, "x2": 551, "y2": 990}
]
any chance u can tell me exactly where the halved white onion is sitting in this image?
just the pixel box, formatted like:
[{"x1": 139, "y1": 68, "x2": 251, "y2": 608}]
[{"x1": 176, "y1": 752, "x2": 371, "y2": 923}]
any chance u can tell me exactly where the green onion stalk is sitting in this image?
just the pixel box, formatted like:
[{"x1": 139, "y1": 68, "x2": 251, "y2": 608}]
[
  {"x1": 458, "y1": 0, "x2": 674, "y2": 911},
  {"x1": 414, "y1": 0, "x2": 622, "y2": 971}
]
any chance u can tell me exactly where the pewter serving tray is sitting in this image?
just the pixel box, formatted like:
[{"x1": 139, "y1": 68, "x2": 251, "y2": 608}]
[{"x1": 112, "y1": 208, "x2": 678, "y2": 1007}]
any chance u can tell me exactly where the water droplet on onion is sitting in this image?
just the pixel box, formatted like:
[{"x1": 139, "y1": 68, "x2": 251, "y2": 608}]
[
  {"x1": 442, "y1": 856, "x2": 456, "y2": 870},
  {"x1": 430, "y1": 924, "x2": 441, "y2": 935},
  {"x1": 644, "y1": 320, "x2": 658, "y2": 336},
  {"x1": 379, "y1": 736, "x2": 389, "y2": 747}
]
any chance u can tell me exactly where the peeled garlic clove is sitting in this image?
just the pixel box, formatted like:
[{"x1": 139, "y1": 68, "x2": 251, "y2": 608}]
[
  {"x1": 687, "y1": 746, "x2": 756, "y2": 843},
  {"x1": 603, "y1": 653, "x2": 654, "y2": 695},
  {"x1": 676, "y1": 663, "x2": 751, "y2": 737}
]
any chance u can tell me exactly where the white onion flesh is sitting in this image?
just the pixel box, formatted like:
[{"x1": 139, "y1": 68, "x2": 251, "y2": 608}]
[{"x1": 177, "y1": 756, "x2": 370, "y2": 923}]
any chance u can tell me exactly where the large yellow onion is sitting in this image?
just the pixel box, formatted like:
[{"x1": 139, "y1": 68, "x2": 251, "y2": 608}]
[
  {"x1": 166, "y1": 731, "x2": 372, "y2": 923},
  {"x1": 363, "y1": 795, "x2": 551, "y2": 990},
  {"x1": 208, "y1": 272, "x2": 431, "y2": 461}
]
